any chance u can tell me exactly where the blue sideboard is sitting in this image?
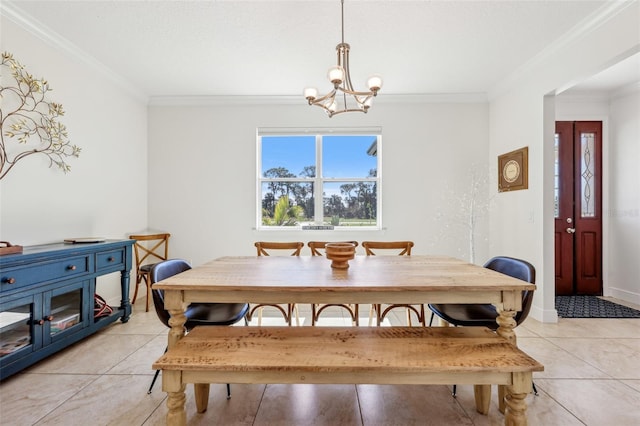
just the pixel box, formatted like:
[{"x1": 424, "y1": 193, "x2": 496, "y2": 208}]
[{"x1": 0, "y1": 239, "x2": 133, "y2": 380}]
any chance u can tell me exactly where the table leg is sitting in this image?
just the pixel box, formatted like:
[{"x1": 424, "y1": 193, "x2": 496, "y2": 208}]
[
  {"x1": 167, "y1": 308, "x2": 187, "y2": 349},
  {"x1": 496, "y1": 307, "x2": 518, "y2": 413},
  {"x1": 496, "y1": 308, "x2": 517, "y2": 345},
  {"x1": 164, "y1": 371, "x2": 186, "y2": 426},
  {"x1": 504, "y1": 391, "x2": 528, "y2": 426},
  {"x1": 163, "y1": 307, "x2": 188, "y2": 425},
  {"x1": 503, "y1": 372, "x2": 531, "y2": 426}
]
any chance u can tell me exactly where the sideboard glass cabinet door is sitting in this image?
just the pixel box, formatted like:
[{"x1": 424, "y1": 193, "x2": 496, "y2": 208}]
[
  {"x1": 0, "y1": 295, "x2": 37, "y2": 360},
  {"x1": 0, "y1": 280, "x2": 89, "y2": 362}
]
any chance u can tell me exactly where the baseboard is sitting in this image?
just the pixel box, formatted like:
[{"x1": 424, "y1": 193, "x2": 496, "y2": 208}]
[
  {"x1": 605, "y1": 287, "x2": 640, "y2": 306},
  {"x1": 529, "y1": 304, "x2": 558, "y2": 323}
]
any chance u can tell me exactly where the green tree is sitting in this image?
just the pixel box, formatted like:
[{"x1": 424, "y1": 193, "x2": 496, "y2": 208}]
[
  {"x1": 263, "y1": 196, "x2": 303, "y2": 226},
  {"x1": 264, "y1": 167, "x2": 296, "y2": 199}
]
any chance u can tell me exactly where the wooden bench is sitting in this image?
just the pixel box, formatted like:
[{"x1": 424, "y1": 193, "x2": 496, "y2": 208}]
[{"x1": 153, "y1": 326, "x2": 543, "y2": 426}]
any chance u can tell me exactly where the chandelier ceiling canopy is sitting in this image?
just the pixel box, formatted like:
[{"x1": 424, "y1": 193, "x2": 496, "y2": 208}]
[{"x1": 304, "y1": 0, "x2": 382, "y2": 118}]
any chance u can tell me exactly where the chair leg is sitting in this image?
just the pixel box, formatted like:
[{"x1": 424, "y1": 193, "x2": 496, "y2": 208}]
[
  {"x1": 452, "y1": 384, "x2": 457, "y2": 397},
  {"x1": 367, "y1": 304, "x2": 384, "y2": 326},
  {"x1": 131, "y1": 273, "x2": 142, "y2": 305},
  {"x1": 429, "y1": 311, "x2": 435, "y2": 326},
  {"x1": 148, "y1": 345, "x2": 168, "y2": 394},
  {"x1": 352, "y1": 304, "x2": 359, "y2": 326},
  {"x1": 226, "y1": 383, "x2": 231, "y2": 399},
  {"x1": 532, "y1": 381, "x2": 538, "y2": 395},
  {"x1": 291, "y1": 304, "x2": 300, "y2": 326},
  {"x1": 143, "y1": 273, "x2": 151, "y2": 312},
  {"x1": 148, "y1": 369, "x2": 161, "y2": 394},
  {"x1": 368, "y1": 305, "x2": 375, "y2": 326},
  {"x1": 311, "y1": 304, "x2": 318, "y2": 326}
]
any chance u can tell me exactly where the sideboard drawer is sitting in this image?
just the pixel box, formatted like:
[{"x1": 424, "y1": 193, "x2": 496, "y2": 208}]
[
  {"x1": 96, "y1": 249, "x2": 125, "y2": 271},
  {"x1": 1, "y1": 255, "x2": 91, "y2": 292}
]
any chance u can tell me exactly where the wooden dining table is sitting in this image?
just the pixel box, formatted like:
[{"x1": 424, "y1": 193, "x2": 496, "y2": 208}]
[
  {"x1": 153, "y1": 254, "x2": 535, "y2": 349},
  {"x1": 152, "y1": 254, "x2": 538, "y2": 425}
]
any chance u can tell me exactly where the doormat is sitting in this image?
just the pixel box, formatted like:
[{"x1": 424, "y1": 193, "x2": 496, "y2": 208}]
[{"x1": 555, "y1": 296, "x2": 640, "y2": 318}]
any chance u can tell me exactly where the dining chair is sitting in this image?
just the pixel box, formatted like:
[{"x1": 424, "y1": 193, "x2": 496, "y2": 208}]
[
  {"x1": 427, "y1": 256, "x2": 537, "y2": 400},
  {"x1": 248, "y1": 241, "x2": 304, "y2": 326},
  {"x1": 147, "y1": 259, "x2": 249, "y2": 395},
  {"x1": 308, "y1": 241, "x2": 360, "y2": 326},
  {"x1": 361, "y1": 241, "x2": 425, "y2": 326},
  {"x1": 129, "y1": 233, "x2": 170, "y2": 312}
]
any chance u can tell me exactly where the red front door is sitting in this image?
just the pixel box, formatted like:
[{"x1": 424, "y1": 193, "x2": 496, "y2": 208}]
[{"x1": 554, "y1": 121, "x2": 603, "y2": 295}]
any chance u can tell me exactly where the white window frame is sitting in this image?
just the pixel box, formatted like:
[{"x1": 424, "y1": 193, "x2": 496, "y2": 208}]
[{"x1": 257, "y1": 127, "x2": 382, "y2": 230}]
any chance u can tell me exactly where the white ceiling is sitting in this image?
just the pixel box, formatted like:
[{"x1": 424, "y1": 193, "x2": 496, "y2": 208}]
[{"x1": 3, "y1": 0, "x2": 638, "y2": 100}]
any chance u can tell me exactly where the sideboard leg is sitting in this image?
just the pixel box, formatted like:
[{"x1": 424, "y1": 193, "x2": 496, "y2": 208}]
[{"x1": 119, "y1": 269, "x2": 132, "y2": 322}]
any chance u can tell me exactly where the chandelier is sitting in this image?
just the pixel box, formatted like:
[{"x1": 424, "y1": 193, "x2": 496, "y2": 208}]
[{"x1": 303, "y1": 0, "x2": 382, "y2": 117}]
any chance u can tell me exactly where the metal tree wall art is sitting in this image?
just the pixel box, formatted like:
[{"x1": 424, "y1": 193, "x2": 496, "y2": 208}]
[
  {"x1": 436, "y1": 164, "x2": 493, "y2": 264},
  {"x1": 0, "y1": 52, "x2": 80, "y2": 180}
]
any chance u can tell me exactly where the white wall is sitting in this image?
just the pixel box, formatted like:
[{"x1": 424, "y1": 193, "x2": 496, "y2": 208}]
[
  {"x1": 607, "y1": 90, "x2": 640, "y2": 304},
  {"x1": 488, "y1": 3, "x2": 639, "y2": 321},
  {"x1": 0, "y1": 18, "x2": 148, "y2": 303},
  {"x1": 148, "y1": 100, "x2": 490, "y2": 267}
]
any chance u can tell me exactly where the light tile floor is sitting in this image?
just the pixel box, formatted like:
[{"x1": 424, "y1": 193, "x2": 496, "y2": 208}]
[{"x1": 1, "y1": 301, "x2": 639, "y2": 425}]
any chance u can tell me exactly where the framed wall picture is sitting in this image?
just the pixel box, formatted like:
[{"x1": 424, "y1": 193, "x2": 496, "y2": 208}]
[{"x1": 498, "y1": 146, "x2": 528, "y2": 192}]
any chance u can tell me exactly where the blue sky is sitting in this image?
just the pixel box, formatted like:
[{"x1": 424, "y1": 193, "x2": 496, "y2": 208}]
[{"x1": 261, "y1": 135, "x2": 377, "y2": 178}]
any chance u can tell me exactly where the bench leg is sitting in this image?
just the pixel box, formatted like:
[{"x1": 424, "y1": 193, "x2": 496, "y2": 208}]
[
  {"x1": 194, "y1": 383, "x2": 210, "y2": 413},
  {"x1": 498, "y1": 384, "x2": 507, "y2": 414},
  {"x1": 473, "y1": 384, "x2": 491, "y2": 415}
]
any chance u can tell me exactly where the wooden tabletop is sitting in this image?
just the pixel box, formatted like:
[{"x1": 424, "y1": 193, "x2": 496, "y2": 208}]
[{"x1": 152, "y1": 255, "x2": 535, "y2": 306}]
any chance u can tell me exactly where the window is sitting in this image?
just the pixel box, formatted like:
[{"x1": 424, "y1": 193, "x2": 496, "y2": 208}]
[{"x1": 257, "y1": 128, "x2": 381, "y2": 229}]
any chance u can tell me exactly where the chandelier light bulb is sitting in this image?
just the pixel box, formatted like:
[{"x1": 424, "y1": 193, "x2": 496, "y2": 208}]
[
  {"x1": 304, "y1": 87, "x2": 318, "y2": 101},
  {"x1": 328, "y1": 66, "x2": 345, "y2": 86},
  {"x1": 367, "y1": 75, "x2": 383, "y2": 92}
]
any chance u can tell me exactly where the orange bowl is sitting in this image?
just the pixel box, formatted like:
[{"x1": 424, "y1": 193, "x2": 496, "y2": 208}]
[{"x1": 325, "y1": 242, "x2": 356, "y2": 269}]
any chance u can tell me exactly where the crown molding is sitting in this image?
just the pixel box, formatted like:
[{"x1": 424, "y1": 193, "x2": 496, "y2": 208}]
[
  {"x1": 560, "y1": 80, "x2": 640, "y2": 102},
  {"x1": 487, "y1": 1, "x2": 637, "y2": 101},
  {"x1": 1, "y1": 2, "x2": 148, "y2": 103},
  {"x1": 148, "y1": 93, "x2": 488, "y2": 107}
]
